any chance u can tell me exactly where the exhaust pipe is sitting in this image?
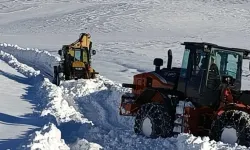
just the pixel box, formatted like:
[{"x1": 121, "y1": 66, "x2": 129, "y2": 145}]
[{"x1": 167, "y1": 49, "x2": 172, "y2": 69}]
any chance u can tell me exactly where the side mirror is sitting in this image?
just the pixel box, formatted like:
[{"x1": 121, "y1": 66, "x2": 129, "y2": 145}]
[
  {"x1": 154, "y1": 58, "x2": 163, "y2": 72},
  {"x1": 58, "y1": 50, "x2": 62, "y2": 55},
  {"x1": 92, "y1": 50, "x2": 96, "y2": 55}
]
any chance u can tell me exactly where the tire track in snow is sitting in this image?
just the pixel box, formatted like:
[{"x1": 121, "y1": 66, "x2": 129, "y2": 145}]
[{"x1": 0, "y1": 2, "x2": 145, "y2": 34}]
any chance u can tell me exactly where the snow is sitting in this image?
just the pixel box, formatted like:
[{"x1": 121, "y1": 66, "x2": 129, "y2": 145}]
[
  {"x1": 38, "y1": 78, "x2": 92, "y2": 125},
  {"x1": 176, "y1": 134, "x2": 245, "y2": 150},
  {"x1": 0, "y1": 50, "x2": 40, "y2": 78},
  {"x1": 1, "y1": 0, "x2": 250, "y2": 149},
  {"x1": 70, "y1": 139, "x2": 102, "y2": 150},
  {"x1": 0, "y1": 43, "x2": 59, "y2": 79},
  {"x1": 0, "y1": 50, "x2": 85, "y2": 125},
  {"x1": 0, "y1": 59, "x2": 41, "y2": 149},
  {"x1": 19, "y1": 123, "x2": 70, "y2": 150},
  {"x1": 0, "y1": 50, "x2": 88, "y2": 149}
]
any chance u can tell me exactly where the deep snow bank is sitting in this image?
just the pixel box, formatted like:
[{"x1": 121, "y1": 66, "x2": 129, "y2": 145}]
[
  {"x1": 37, "y1": 78, "x2": 93, "y2": 125},
  {"x1": 0, "y1": 43, "x2": 59, "y2": 77},
  {"x1": 0, "y1": 50, "x2": 40, "y2": 78},
  {"x1": 18, "y1": 123, "x2": 70, "y2": 150},
  {"x1": 0, "y1": 50, "x2": 86, "y2": 125},
  {"x1": 0, "y1": 44, "x2": 101, "y2": 149},
  {"x1": 60, "y1": 76, "x2": 134, "y2": 129},
  {"x1": 0, "y1": 50, "x2": 90, "y2": 149}
]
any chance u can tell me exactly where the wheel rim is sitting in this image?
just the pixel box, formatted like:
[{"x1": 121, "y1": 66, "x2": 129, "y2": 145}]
[
  {"x1": 142, "y1": 117, "x2": 153, "y2": 137},
  {"x1": 221, "y1": 126, "x2": 238, "y2": 145}
]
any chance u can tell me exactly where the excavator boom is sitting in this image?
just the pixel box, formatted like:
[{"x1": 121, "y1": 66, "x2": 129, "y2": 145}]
[{"x1": 70, "y1": 33, "x2": 91, "y2": 49}]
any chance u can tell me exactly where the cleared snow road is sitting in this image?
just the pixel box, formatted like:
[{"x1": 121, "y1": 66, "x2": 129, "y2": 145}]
[{"x1": 0, "y1": 60, "x2": 44, "y2": 150}]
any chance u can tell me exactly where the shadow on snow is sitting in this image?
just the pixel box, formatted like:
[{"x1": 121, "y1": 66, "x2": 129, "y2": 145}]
[{"x1": 0, "y1": 69, "x2": 46, "y2": 150}]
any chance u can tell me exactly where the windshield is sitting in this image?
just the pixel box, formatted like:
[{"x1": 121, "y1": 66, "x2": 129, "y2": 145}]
[
  {"x1": 73, "y1": 48, "x2": 88, "y2": 62},
  {"x1": 211, "y1": 48, "x2": 243, "y2": 80},
  {"x1": 180, "y1": 49, "x2": 190, "y2": 78},
  {"x1": 74, "y1": 50, "x2": 81, "y2": 61}
]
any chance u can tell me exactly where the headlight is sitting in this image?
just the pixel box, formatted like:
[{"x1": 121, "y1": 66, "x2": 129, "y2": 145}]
[{"x1": 75, "y1": 67, "x2": 83, "y2": 70}]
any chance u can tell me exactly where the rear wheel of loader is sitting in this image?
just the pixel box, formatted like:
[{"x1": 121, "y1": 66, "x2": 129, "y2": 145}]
[
  {"x1": 134, "y1": 103, "x2": 173, "y2": 138},
  {"x1": 210, "y1": 110, "x2": 250, "y2": 147}
]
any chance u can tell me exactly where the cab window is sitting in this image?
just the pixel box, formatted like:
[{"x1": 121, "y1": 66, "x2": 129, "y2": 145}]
[
  {"x1": 180, "y1": 49, "x2": 190, "y2": 78},
  {"x1": 212, "y1": 48, "x2": 242, "y2": 80},
  {"x1": 74, "y1": 50, "x2": 81, "y2": 61}
]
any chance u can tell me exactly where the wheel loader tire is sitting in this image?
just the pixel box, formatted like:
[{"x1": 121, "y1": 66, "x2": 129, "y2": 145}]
[
  {"x1": 210, "y1": 110, "x2": 250, "y2": 147},
  {"x1": 134, "y1": 103, "x2": 173, "y2": 138}
]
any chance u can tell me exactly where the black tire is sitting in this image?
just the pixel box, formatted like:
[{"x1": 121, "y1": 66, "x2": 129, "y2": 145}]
[
  {"x1": 64, "y1": 54, "x2": 71, "y2": 80},
  {"x1": 210, "y1": 110, "x2": 250, "y2": 147},
  {"x1": 91, "y1": 73, "x2": 95, "y2": 79},
  {"x1": 134, "y1": 103, "x2": 173, "y2": 138},
  {"x1": 56, "y1": 73, "x2": 60, "y2": 86},
  {"x1": 53, "y1": 66, "x2": 60, "y2": 86},
  {"x1": 91, "y1": 70, "x2": 96, "y2": 78}
]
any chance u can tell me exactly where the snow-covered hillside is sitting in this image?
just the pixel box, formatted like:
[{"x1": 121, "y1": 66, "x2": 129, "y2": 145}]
[
  {"x1": 1, "y1": 0, "x2": 250, "y2": 83},
  {"x1": 1, "y1": 0, "x2": 250, "y2": 149}
]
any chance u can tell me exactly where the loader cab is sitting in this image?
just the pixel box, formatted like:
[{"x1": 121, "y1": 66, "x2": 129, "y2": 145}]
[{"x1": 177, "y1": 42, "x2": 247, "y2": 107}]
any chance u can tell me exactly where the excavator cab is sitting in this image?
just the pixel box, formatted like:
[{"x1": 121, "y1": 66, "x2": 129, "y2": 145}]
[{"x1": 53, "y1": 33, "x2": 98, "y2": 86}]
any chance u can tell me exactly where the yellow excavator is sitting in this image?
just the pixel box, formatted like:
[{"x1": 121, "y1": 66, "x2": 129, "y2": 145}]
[{"x1": 53, "y1": 33, "x2": 98, "y2": 85}]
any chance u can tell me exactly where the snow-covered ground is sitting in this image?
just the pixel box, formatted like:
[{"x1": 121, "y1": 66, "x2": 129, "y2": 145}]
[
  {"x1": 1, "y1": 0, "x2": 250, "y2": 149},
  {"x1": 0, "y1": 59, "x2": 42, "y2": 150},
  {"x1": 0, "y1": 50, "x2": 70, "y2": 150}
]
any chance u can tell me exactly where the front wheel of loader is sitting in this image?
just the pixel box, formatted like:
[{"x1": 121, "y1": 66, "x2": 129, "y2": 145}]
[
  {"x1": 134, "y1": 103, "x2": 173, "y2": 138},
  {"x1": 53, "y1": 66, "x2": 61, "y2": 86},
  {"x1": 210, "y1": 110, "x2": 250, "y2": 147},
  {"x1": 91, "y1": 73, "x2": 96, "y2": 79}
]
